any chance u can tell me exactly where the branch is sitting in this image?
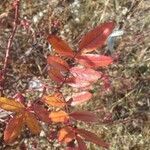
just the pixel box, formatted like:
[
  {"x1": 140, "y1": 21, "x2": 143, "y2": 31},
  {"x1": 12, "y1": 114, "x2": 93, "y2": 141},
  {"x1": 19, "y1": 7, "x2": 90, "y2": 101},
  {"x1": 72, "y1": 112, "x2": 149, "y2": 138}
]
[{"x1": 0, "y1": 0, "x2": 20, "y2": 96}]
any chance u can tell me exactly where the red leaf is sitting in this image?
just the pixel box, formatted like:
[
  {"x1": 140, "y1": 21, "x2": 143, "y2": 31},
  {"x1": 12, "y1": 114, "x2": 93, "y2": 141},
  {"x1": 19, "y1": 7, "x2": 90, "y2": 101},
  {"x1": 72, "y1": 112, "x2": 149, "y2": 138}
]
[
  {"x1": 47, "y1": 56, "x2": 69, "y2": 72},
  {"x1": 47, "y1": 35, "x2": 74, "y2": 57},
  {"x1": 76, "y1": 136, "x2": 87, "y2": 150},
  {"x1": 4, "y1": 114, "x2": 24, "y2": 143},
  {"x1": 78, "y1": 85, "x2": 93, "y2": 91},
  {"x1": 71, "y1": 91, "x2": 92, "y2": 106},
  {"x1": 48, "y1": 68, "x2": 65, "y2": 83},
  {"x1": 77, "y1": 54, "x2": 113, "y2": 68},
  {"x1": 70, "y1": 66, "x2": 101, "y2": 82},
  {"x1": 68, "y1": 67, "x2": 100, "y2": 88},
  {"x1": 76, "y1": 128, "x2": 109, "y2": 149},
  {"x1": 70, "y1": 111, "x2": 98, "y2": 122},
  {"x1": 58, "y1": 126, "x2": 75, "y2": 143},
  {"x1": 49, "y1": 111, "x2": 69, "y2": 123},
  {"x1": 68, "y1": 77, "x2": 91, "y2": 88},
  {"x1": 32, "y1": 104, "x2": 51, "y2": 123},
  {"x1": 79, "y1": 22, "x2": 115, "y2": 53}
]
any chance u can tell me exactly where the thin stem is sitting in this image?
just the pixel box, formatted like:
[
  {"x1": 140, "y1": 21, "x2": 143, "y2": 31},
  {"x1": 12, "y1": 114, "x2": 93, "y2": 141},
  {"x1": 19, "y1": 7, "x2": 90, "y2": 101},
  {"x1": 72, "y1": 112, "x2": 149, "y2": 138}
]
[
  {"x1": 100, "y1": 0, "x2": 110, "y2": 22},
  {"x1": 0, "y1": 0, "x2": 20, "y2": 96}
]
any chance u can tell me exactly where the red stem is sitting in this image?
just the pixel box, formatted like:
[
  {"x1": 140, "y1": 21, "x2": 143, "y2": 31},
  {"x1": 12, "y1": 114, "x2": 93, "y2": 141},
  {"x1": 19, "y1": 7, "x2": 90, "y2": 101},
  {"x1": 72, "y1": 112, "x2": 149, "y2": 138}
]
[{"x1": 0, "y1": 0, "x2": 20, "y2": 96}]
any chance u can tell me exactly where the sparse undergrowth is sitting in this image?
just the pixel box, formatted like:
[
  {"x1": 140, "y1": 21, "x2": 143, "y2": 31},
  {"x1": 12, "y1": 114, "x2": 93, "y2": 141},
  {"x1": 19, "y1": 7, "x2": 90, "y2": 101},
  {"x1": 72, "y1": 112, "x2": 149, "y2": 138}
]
[{"x1": 0, "y1": 0, "x2": 150, "y2": 150}]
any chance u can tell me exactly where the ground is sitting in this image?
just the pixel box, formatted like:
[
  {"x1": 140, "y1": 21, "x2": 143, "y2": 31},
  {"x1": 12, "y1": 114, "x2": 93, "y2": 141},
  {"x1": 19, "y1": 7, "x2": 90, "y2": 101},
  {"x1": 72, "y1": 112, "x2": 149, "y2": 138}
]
[{"x1": 0, "y1": 0, "x2": 150, "y2": 150}]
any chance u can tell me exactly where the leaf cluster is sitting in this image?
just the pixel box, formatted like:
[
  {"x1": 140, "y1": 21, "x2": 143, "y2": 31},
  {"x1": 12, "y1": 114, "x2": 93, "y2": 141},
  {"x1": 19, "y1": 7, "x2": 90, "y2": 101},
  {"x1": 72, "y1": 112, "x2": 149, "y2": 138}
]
[{"x1": 0, "y1": 21, "x2": 115, "y2": 149}]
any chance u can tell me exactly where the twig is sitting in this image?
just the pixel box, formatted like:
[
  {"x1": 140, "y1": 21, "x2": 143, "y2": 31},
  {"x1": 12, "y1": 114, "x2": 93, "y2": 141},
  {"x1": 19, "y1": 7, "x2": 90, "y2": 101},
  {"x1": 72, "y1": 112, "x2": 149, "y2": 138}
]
[
  {"x1": 0, "y1": 0, "x2": 20, "y2": 96},
  {"x1": 100, "y1": 0, "x2": 110, "y2": 22},
  {"x1": 110, "y1": 89, "x2": 136, "y2": 111}
]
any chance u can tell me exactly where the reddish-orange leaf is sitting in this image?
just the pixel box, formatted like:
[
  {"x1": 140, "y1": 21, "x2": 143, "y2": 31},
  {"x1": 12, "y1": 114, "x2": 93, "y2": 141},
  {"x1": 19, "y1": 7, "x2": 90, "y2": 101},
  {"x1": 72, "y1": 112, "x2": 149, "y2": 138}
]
[
  {"x1": 80, "y1": 85, "x2": 93, "y2": 90},
  {"x1": 0, "y1": 97, "x2": 25, "y2": 112},
  {"x1": 43, "y1": 94, "x2": 66, "y2": 108},
  {"x1": 47, "y1": 35, "x2": 74, "y2": 57},
  {"x1": 47, "y1": 56, "x2": 69, "y2": 72},
  {"x1": 69, "y1": 67, "x2": 101, "y2": 88},
  {"x1": 71, "y1": 91, "x2": 92, "y2": 106},
  {"x1": 32, "y1": 104, "x2": 51, "y2": 123},
  {"x1": 76, "y1": 136, "x2": 87, "y2": 150},
  {"x1": 70, "y1": 111, "x2": 98, "y2": 122},
  {"x1": 58, "y1": 126, "x2": 75, "y2": 143},
  {"x1": 77, "y1": 54, "x2": 113, "y2": 68},
  {"x1": 4, "y1": 113, "x2": 24, "y2": 143},
  {"x1": 48, "y1": 68, "x2": 65, "y2": 83},
  {"x1": 25, "y1": 112, "x2": 41, "y2": 134},
  {"x1": 79, "y1": 22, "x2": 116, "y2": 53},
  {"x1": 49, "y1": 110, "x2": 69, "y2": 123},
  {"x1": 76, "y1": 128, "x2": 109, "y2": 148},
  {"x1": 68, "y1": 77, "x2": 91, "y2": 88},
  {"x1": 70, "y1": 67, "x2": 101, "y2": 82}
]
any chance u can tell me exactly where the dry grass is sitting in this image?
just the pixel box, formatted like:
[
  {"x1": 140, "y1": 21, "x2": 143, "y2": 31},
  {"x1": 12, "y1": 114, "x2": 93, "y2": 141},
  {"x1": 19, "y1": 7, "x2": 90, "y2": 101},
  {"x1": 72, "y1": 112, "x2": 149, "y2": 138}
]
[{"x1": 0, "y1": 0, "x2": 150, "y2": 149}]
